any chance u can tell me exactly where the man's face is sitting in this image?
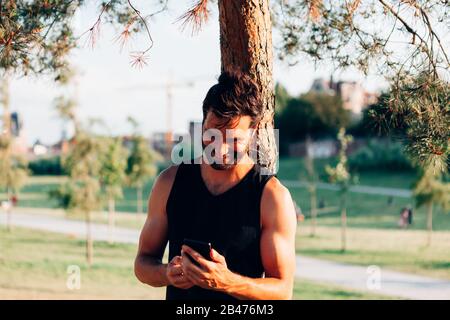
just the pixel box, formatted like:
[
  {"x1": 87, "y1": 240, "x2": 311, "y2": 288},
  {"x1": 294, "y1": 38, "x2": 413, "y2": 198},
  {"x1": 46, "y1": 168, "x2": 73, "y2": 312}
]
[{"x1": 202, "y1": 112, "x2": 256, "y2": 170}]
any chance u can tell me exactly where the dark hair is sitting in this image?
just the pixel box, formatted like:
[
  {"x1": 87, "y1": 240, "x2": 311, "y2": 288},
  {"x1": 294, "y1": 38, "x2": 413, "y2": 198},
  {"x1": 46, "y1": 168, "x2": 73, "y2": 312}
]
[{"x1": 202, "y1": 70, "x2": 262, "y2": 128}]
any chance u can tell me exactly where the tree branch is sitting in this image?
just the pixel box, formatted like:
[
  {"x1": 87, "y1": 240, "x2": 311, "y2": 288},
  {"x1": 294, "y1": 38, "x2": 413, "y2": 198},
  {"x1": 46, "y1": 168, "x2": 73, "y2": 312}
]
[
  {"x1": 127, "y1": 0, "x2": 153, "y2": 53},
  {"x1": 377, "y1": 0, "x2": 437, "y2": 74},
  {"x1": 419, "y1": 7, "x2": 450, "y2": 67}
]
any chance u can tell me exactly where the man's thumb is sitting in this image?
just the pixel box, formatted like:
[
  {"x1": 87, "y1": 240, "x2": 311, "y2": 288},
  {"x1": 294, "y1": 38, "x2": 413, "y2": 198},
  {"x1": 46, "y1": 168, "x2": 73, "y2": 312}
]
[
  {"x1": 210, "y1": 248, "x2": 225, "y2": 263},
  {"x1": 170, "y1": 255, "x2": 182, "y2": 265}
]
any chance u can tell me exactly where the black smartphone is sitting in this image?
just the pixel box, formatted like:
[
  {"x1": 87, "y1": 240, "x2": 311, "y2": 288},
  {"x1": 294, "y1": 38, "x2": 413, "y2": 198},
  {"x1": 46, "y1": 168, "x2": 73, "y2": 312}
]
[{"x1": 182, "y1": 238, "x2": 212, "y2": 266}]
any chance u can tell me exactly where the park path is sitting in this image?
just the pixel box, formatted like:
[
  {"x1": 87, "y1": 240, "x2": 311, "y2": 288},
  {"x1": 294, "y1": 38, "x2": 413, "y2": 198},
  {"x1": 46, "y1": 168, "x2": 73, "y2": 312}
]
[{"x1": 1, "y1": 210, "x2": 449, "y2": 300}]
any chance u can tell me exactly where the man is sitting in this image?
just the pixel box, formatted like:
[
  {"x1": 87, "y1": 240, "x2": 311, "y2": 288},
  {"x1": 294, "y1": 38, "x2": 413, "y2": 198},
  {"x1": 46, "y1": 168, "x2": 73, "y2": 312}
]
[{"x1": 134, "y1": 70, "x2": 297, "y2": 300}]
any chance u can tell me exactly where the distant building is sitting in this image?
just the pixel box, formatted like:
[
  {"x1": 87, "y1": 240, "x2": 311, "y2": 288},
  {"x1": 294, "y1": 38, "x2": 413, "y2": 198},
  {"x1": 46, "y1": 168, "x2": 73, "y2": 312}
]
[
  {"x1": 5, "y1": 111, "x2": 28, "y2": 156},
  {"x1": 288, "y1": 137, "x2": 367, "y2": 158},
  {"x1": 309, "y1": 77, "x2": 379, "y2": 114},
  {"x1": 150, "y1": 131, "x2": 169, "y2": 157},
  {"x1": 10, "y1": 112, "x2": 23, "y2": 137},
  {"x1": 310, "y1": 78, "x2": 336, "y2": 95},
  {"x1": 32, "y1": 140, "x2": 48, "y2": 156}
]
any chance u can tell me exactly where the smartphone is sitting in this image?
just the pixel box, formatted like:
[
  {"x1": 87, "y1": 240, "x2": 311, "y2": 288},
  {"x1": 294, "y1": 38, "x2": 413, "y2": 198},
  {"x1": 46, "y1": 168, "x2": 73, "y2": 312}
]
[{"x1": 182, "y1": 238, "x2": 212, "y2": 266}]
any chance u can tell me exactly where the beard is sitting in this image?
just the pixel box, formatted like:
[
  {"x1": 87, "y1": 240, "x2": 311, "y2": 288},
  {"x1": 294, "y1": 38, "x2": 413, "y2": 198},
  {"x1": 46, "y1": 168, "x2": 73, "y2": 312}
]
[
  {"x1": 202, "y1": 141, "x2": 249, "y2": 171},
  {"x1": 210, "y1": 162, "x2": 235, "y2": 171}
]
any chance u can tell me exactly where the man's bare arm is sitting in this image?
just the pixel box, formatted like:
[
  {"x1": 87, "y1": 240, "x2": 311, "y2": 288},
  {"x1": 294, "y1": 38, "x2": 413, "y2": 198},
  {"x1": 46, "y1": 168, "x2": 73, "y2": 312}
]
[
  {"x1": 181, "y1": 177, "x2": 297, "y2": 299},
  {"x1": 134, "y1": 165, "x2": 178, "y2": 287}
]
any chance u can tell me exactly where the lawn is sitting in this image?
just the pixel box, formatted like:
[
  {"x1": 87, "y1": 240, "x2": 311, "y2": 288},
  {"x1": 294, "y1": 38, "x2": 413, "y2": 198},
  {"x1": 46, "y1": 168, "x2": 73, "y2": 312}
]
[
  {"x1": 0, "y1": 227, "x2": 393, "y2": 300},
  {"x1": 277, "y1": 157, "x2": 449, "y2": 231},
  {"x1": 276, "y1": 157, "x2": 418, "y2": 189}
]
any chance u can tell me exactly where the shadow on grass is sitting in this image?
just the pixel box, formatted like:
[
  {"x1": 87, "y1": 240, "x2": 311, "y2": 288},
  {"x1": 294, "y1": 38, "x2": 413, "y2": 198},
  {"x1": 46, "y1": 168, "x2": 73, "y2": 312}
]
[
  {"x1": 298, "y1": 248, "x2": 360, "y2": 256},
  {"x1": 420, "y1": 261, "x2": 450, "y2": 270}
]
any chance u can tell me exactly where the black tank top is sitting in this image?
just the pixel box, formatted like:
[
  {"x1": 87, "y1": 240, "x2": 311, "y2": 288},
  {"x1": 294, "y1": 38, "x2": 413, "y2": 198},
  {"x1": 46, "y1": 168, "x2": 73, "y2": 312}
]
[{"x1": 165, "y1": 162, "x2": 275, "y2": 300}]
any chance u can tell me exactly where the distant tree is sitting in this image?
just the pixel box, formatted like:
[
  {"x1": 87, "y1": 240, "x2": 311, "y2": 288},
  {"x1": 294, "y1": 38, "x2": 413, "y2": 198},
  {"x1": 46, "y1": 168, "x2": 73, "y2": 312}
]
[
  {"x1": 62, "y1": 129, "x2": 103, "y2": 266},
  {"x1": 54, "y1": 79, "x2": 103, "y2": 266},
  {"x1": 413, "y1": 166, "x2": 450, "y2": 246},
  {"x1": 99, "y1": 136, "x2": 128, "y2": 244},
  {"x1": 326, "y1": 128, "x2": 357, "y2": 252},
  {"x1": 348, "y1": 93, "x2": 392, "y2": 138},
  {"x1": 0, "y1": 76, "x2": 28, "y2": 231},
  {"x1": 304, "y1": 135, "x2": 318, "y2": 237},
  {"x1": 275, "y1": 82, "x2": 291, "y2": 115},
  {"x1": 275, "y1": 92, "x2": 350, "y2": 154},
  {"x1": 54, "y1": 95, "x2": 80, "y2": 134},
  {"x1": 275, "y1": 97, "x2": 313, "y2": 154},
  {"x1": 126, "y1": 134, "x2": 159, "y2": 215},
  {"x1": 302, "y1": 92, "x2": 351, "y2": 134}
]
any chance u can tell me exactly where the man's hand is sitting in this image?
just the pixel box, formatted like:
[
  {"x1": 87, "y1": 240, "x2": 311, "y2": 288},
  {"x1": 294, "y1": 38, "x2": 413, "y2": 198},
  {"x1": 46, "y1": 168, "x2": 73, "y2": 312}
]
[
  {"x1": 166, "y1": 255, "x2": 195, "y2": 289},
  {"x1": 181, "y1": 245, "x2": 236, "y2": 292}
]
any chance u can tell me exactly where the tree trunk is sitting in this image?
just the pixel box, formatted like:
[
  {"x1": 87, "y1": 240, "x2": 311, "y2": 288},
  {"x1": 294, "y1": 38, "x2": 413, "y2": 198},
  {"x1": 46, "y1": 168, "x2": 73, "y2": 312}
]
[
  {"x1": 86, "y1": 210, "x2": 93, "y2": 266},
  {"x1": 340, "y1": 195, "x2": 347, "y2": 252},
  {"x1": 310, "y1": 186, "x2": 317, "y2": 237},
  {"x1": 108, "y1": 197, "x2": 115, "y2": 244},
  {"x1": 426, "y1": 202, "x2": 433, "y2": 247},
  {"x1": 137, "y1": 183, "x2": 143, "y2": 215},
  {"x1": 6, "y1": 188, "x2": 12, "y2": 232},
  {"x1": 305, "y1": 136, "x2": 317, "y2": 237},
  {"x1": 218, "y1": 0, "x2": 277, "y2": 174},
  {"x1": 1, "y1": 77, "x2": 12, "y2": 232}
]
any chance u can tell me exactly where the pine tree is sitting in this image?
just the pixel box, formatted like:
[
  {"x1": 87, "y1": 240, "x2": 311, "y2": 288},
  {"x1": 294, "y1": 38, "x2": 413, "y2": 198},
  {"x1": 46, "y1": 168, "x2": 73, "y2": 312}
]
[
  {"x1": 126, "y1": 134, "x2": 160, "y2": 215},
  {"x1": 54, "y1": 77, "x2": 103, "y2": 266}
]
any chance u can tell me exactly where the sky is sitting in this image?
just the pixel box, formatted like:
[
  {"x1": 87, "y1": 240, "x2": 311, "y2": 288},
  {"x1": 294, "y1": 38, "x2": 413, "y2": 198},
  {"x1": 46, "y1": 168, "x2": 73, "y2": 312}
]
[{"x1": 8, "y1": 2, "x2": 386, "y2": 146}]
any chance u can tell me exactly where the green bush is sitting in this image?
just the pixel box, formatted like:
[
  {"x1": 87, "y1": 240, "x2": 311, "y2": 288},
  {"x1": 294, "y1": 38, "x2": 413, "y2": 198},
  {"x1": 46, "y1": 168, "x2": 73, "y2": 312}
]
[
  {"x1": 28, "y1": 156, "x2": 65, "y2": 175},
  {"x1": 348, "y1": 139, "x2": 415, "y2": 172}
]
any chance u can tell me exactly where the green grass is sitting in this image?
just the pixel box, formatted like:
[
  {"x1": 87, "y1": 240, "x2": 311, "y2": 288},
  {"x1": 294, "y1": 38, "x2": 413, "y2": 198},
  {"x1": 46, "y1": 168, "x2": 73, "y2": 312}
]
[
  {"x1": 276, "y1": 157, "x2": 450, "y2": 231},
  {"x1": 0, "y1": 227, "x2": 392, "y2": 299},
  {"x1": 296, "y1": 225, "x2": 450, "y2": 280},
  {"x1": 0, "y1": 226, "x2": 163, "y2": 299},
  {"x1": 289, "y1": 186, "x2": 450, "y2": 231}
]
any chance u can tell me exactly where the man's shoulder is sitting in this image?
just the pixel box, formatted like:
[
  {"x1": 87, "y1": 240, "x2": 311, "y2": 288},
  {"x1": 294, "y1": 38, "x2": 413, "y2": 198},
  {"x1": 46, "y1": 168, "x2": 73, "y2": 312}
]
[
  {"x1": 158, "y1": 164, "x2": 180, "y2": 183},
  {"x1": 262, "y1": 176, "x2": 291, "y2": 202},
  {"x1": 153, "y1": 164, "x2": 180, "y2": 195},
  {"x1": 260, "y1": 177, "x2": 296, "y2": 225}
]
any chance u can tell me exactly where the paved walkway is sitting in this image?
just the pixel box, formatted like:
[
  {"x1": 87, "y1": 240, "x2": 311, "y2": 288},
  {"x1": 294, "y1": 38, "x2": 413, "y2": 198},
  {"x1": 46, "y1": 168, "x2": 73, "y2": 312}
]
[
  {"x1": 296, "y1": 256, "x2": 450, "y2": 300},
  {"x1": 1, "y1": 211, "x2": 449, "y2": 300}
]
